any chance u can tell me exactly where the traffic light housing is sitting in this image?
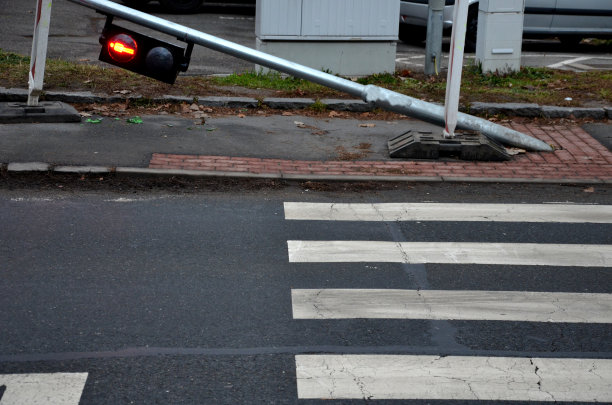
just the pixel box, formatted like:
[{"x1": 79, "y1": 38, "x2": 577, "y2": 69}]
[{"x1": 99, "y1": 20, "x2": 192, "y2": 84}]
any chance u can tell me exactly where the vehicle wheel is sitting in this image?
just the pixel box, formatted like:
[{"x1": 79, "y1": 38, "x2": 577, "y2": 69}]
[
  {"x1": 559, "y1": 36, "x2": 583, "y2": 47},
  {"x1": 464, "y1": 8, "x2": 478, "y2": 53},
  {"x1": 121, "y1": 0, "x2": 150, "y2": 9},
  {"x1": 398, "y1": 24, "x2": 427, "y2": 45},
  {"x1": 159, "y1": 0, "x2": 204, "y2": 13}
]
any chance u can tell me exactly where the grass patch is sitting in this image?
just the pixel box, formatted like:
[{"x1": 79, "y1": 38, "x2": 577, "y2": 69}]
[
  {"x1": 1, "y1": 48, "x2": 610, "y2": 106},
  {"x1": 211, "y1": 71, "x2": 330, "y2": 97}
]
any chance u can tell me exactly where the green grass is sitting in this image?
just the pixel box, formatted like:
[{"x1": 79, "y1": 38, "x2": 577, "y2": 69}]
[{"x1": 211, "y1": 71, "x2": 327, "y2": 94}]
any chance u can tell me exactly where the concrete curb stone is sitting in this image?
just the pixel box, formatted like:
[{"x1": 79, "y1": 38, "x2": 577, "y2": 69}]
[
  {"x1": 263, "y1": 98, "x2": 315, "y2": 109},
  {"x1": 0, "y1": 88, "x2": 28, "y2": 102},
  {"x1": 320, "y1": 99, "x2": 372, "y2": 112},
  {"x1": 196, "y1": 96, "x2": 259, "y2": 108},
  {"x1": 5, "y1": 162, "x2": 610, "y2": 185},
  {"x1": 0, "y1": 88, "x2": 610, "y2": 118},
  {"x1": 7, "y1": 162, "x2": 51, "y2": 172},
  {"x1": 469, "y1": 102, "x2": 541, "y2": 117},
  {"x1": 571, "y1": 108, "x2": 607, "y2": 120},
  {"x1": 541, "y1": 106, "x2": 574, "y2": 118}
]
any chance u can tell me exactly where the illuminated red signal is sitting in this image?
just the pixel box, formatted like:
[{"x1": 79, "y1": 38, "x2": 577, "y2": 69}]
[
  {"x1": 107, "y1": 34, "x2": 137, "y2": 63},
  {"x1": 99, "y1": 23, "x2": 191, "y2": 84}
]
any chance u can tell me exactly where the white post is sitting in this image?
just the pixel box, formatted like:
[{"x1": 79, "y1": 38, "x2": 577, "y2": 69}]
[
  {"x1": 28, "y1": 0, "x2": 53, "y2": 106},
  {"x1": 443, "y1": 0, "x2": 469, "y2": 138}
]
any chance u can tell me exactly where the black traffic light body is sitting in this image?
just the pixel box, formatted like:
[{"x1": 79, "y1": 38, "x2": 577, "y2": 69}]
[{"x1": 99, "y1": 22, "x2": 190, "y2": 84}]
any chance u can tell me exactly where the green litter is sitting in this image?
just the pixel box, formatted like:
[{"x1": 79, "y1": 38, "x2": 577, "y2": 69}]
[
  {"x1": 86, "y1": 118, "x2": 102, "y2": 124},
  {"x1": 126, "y1": 116, "x2": 143, "y2": 124}
]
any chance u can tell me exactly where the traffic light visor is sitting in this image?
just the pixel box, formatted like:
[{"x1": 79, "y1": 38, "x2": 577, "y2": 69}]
[{"x1": 108, "y1": 34, "x2": 137, "y2": 63}]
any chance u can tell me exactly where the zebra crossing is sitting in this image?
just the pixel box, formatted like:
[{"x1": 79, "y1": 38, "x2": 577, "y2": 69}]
[
  {"x1": 0, "y1": 373, "x2": 88, "y2": 405},
  {"x1": 284, "y1": 202, "x2": 612, "y2": 402}
]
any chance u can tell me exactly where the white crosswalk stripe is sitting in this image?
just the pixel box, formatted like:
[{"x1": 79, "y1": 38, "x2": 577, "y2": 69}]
[
  {"x1": 284, "y1": 202, "x2": 612, "y2": 223},
  {"x1": 292, "y1": 289, "x2": 612, "y2": 323},
  {"x1": 284, "y1": 202, "x2": 612, "y2": 402},
  {"x1": 295, "y1": 355, "x2": 612, "y2": 401},
  {"x1": 0, "y1": 373, "x2": 88, "y2": 405},
  {"x1": 288, "y1": 240, "x2": 612, "y2": 267}
]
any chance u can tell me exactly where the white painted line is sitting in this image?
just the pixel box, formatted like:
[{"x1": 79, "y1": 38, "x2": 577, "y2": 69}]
[
  {"x1": 287, "y1": 241, "x2": 612, "y2": 267},
  {"x1": 547, "y1": 56, "x2": 591, "y2": 69},
  {"x1": 283, "y1": 202, "x2": 612, "y2": 223},
  {"x1": 0, "y1": 373, "x2": 88, "y2": 405},
  {"x1": 292, "y1": 289, "x2": 612, "y2": 323},
  {"x1": 295, "y1": 355, "x2": 612, "y2": 401}
]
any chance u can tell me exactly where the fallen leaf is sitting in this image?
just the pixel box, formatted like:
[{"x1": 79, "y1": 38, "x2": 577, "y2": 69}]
[
  {"x1": 583, "y1": 187, "x2": 595, "y2": 193},
  {"x1": 79, "y1": 112, "x2": 92, "y2": 117},
  {"x1": 238, "y1": 113, "x2": 246, "y2": 118},
  {"x1": 312, "y1": 130, "x2": 328, "y2": 136},
  {"x1": 359, "y1": 123, "x2": 376, "y2": 128},
  {"x1": 282, "y1": 111, "x2": 294, "y2": 116},
  {"x1": 190, "y1": 103, "x2": 199, "y2": 111}
]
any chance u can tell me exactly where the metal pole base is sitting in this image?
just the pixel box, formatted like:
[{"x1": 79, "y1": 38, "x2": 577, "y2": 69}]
[
  {"x1": 0, "y1": 101, "x2": 81, "y2": 124},
  {"x1": 388, "y1": 130, "x2": 511, "y2": 161}
]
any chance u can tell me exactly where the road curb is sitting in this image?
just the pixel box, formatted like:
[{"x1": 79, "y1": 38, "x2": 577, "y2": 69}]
[
  {"x1": 1, "y1": 88, "x2": 611, "y2": 119},
  {"x1": 3, "y1": 162, "x2": 610, "y2": 185}
]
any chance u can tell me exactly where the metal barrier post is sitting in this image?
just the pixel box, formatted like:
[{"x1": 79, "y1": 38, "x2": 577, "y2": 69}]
[
  {"x1": 28, "y1": 0, "x2": 53, "y2": 106},
  {"x1": 424, "y1": 0, "x2": 445, "y2": 76},
  {"x1": 443, "y1": 0, "x2": 470, "y2": 138}
]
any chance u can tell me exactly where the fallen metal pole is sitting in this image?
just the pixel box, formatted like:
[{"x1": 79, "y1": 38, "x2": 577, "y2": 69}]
[{"x1": 67, "y1": 0, "x2": 552, "y2": 152}]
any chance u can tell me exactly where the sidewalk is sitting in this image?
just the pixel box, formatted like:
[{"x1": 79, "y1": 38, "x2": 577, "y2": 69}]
[{"x1": 1, "y1": 93, "x2": 611, "y2": 184}]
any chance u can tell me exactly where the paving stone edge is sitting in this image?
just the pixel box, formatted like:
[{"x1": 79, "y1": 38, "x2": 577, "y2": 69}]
[
  {"x1": 1, "y1": 88, "x2": 610, "y2": 119},
  {"x1": 2, "y1": 162, "x2": 609, "y2": 185}
]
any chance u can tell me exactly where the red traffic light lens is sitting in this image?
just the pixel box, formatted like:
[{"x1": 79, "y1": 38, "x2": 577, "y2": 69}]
[{"x1": 108, "y1": 34, "x2": 137, "y2": 63}]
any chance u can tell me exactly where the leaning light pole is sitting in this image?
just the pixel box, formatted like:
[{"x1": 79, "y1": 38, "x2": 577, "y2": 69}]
[{"x1": 67, "y1": 0, "x2": 552, "y2": 152}]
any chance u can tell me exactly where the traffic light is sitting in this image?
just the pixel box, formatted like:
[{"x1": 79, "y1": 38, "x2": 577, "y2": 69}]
[{"x1": 99, "y1": 20, "x2": 192, "y2": 84}]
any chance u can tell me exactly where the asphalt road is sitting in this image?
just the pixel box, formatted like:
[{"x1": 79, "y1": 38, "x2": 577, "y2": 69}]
[
  {"x1": 1, "y1": 0, "x2": 611, "y2": 75},
  {"x1": 1, "y1": 182, "x2": 611, "y2": 403}
]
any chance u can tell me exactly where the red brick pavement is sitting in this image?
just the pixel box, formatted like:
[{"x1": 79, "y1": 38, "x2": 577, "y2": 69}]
[{"x1": 148, "y1": 124, "x2": 612, "y2": 182}]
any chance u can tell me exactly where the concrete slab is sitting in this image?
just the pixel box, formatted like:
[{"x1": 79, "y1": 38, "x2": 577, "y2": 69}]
[{"x1": 0, "y1": 102, "x2": 81, "y2": 124}]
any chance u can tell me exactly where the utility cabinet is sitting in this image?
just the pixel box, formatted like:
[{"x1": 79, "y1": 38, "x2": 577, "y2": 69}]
[
  {"x1": 255, "y1": 0, "x2": 399, "y2": 76},
  {"x1": 475, "y1": 0, "x2": 525, "y2": 73}
]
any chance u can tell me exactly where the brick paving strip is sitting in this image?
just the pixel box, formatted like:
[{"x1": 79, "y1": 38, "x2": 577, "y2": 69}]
[{"x1": 149, "y1": 124, "x2": 612, "y2": 183}]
